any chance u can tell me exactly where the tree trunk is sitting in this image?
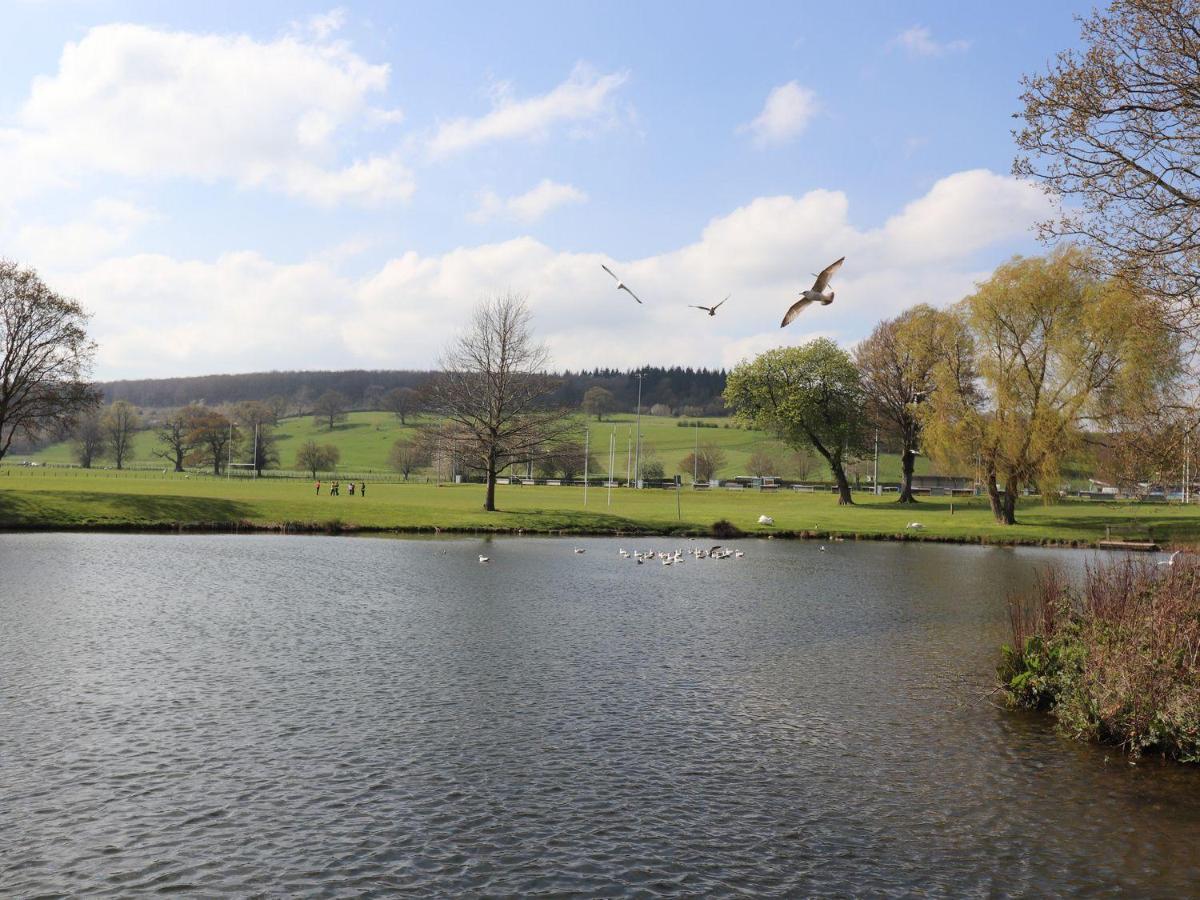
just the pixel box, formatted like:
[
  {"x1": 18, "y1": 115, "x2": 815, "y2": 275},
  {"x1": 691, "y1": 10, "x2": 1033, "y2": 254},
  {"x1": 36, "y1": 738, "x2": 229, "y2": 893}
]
[
  {"x1": 897, "y1": 445, "x2": 917, "y2": 503},
  {"x1": 832, "y1": 462, "x2": 854, "y2": 505},
  {"x1": 985, "y1": 466, "x2": 1003, "y2": 522},
  {"x1": 484, "y1": 449, "x2": 498, "y2": 511},
  {"x1": 1000, "y1": 476, "x2": 1019, "y2": 525}
]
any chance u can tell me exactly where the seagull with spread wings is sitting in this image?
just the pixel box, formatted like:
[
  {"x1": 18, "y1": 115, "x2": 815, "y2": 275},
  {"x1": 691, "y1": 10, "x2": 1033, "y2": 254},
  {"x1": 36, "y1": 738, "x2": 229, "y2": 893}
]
[
  {"x1": 601, "y1": 263, "x2": 644, "y2": 304},
  {"x1": 690, "y1": 295, "x2": 729, "y2": 317},
  {"x1": 780, "y1": 256, "x2": 845, "y2": 328}
]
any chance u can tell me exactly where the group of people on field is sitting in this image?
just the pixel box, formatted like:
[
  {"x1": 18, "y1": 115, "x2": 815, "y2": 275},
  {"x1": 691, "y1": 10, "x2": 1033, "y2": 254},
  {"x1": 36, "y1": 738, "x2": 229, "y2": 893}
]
[{"x1": 315, "y1": 480, "x2": 365, "y2": 497}]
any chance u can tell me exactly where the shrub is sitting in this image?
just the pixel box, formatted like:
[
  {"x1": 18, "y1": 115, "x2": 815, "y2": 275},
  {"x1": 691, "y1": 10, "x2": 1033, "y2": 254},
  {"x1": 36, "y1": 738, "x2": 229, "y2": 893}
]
[
  {"x1": 999, "y1": 555, "x2": 1200, "y2": 761},
  {"x1": 711, "y1": 519, "x2": 744, "y2": 539}
]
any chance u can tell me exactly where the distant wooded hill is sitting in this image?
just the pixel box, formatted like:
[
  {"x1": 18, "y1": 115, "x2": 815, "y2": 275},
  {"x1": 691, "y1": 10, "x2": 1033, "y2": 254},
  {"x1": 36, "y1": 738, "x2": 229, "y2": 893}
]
[{"x1": 96, "y1": 366, "x2": 730, "y2": 415}]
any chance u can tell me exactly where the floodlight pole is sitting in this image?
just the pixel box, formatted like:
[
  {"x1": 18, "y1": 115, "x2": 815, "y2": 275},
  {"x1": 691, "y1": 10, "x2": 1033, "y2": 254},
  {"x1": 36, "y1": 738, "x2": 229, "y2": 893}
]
[
  {"x1": 253, "y1": 423, "x2": 259, "y2": 478},
  {"x1": 608, "y1": 428, "x2": 615, "y2": 506},
  {"x1": 694, "y1": 419, "x2": 699, "y2": 484},
  {"x1": 583, "y1": 427, "x2": 590, "y2": 506},
  {"x1": 226, "y1": 421, "x2": 232, "y2": 480},
  {"x1": 633, "y1": 372, "x2": 644, "y2": 489},
  {"x1": 873, "y1": 428, "x2": 880, "y2": 496}
]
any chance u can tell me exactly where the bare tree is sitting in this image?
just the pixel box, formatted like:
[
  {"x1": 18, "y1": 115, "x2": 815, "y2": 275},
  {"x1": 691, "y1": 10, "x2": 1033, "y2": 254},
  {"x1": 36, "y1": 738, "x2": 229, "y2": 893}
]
[
  {"x1": 312, "y1": 390, "x2": 349, "y2": 431},
  {"x1": 381, "y1": 387, "x2": 421, "y2": 424},
  {"x1": 426, "y1": 293, "x2": 574, "y2": 511},
  {"x1": 746, "y1": 449, "x2": 780, "y2": 478},
  {"x1": 154, "y1": 405, "x2": 199, "y2": 472},
  {"x1": 680, "y1": 443, "x2": 728, "y2": 482},
  {"x1": 581, "y1": 386, "x2": 617, "y2": 421},
  {"x1": 1015, "y1": 0, "x2": 1200, "y2": 331},
  {"x1": 73, "y1": 409, "x2": 106, "y2": 468},
  {"x1": 855, "y1": 305, "x2": 953, "y2": 503},
  {"x1": 102, "y1": 400, "x2": 141, "y2": 470},
  {"x1": 296, "y1": 441, "x2": 340, "y2": 478},
  {"x1": 185, "y1": 408, "x2": 239, "y2": 476},
  {"x1": 389, "y1": 436, "x2": 429, "y2": 481},
  {"x1": 0, "y1": 260, "x2": 98, "y2": 464}
]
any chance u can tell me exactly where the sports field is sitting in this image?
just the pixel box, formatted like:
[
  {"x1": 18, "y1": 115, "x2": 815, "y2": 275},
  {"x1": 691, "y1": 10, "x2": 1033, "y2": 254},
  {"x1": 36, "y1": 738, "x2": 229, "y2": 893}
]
[{"x1": 2, "y1": 468, "x2": 1197, "y2": 547}]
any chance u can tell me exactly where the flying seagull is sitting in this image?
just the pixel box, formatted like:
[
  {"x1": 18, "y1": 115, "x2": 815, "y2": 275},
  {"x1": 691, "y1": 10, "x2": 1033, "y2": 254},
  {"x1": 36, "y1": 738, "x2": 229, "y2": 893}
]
[
  {"x1": 601, "y1": 263, "x2": 644, "y2": 304},
  {"x1": 781, "y1": 256, "x2": 845, "y2": 327},
  {"x1": 691, "y1": 296, "x2": 729, "y2": 317}
]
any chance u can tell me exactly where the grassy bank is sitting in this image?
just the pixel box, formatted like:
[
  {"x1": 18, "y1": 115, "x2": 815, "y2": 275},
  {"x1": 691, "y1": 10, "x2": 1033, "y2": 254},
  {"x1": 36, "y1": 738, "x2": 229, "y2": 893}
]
[
  {"x1": 999, "y1": 557, "x2": 1200, "y2": 762},
  {"x1": 2, "y1": 468, "x2": 1199, "y2": 545}
]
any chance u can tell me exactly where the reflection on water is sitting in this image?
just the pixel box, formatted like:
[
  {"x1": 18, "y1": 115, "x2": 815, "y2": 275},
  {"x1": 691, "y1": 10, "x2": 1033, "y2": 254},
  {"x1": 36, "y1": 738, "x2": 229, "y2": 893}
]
[{"x1": 1, "y1": 533, "x2": 1197, "y2": 895}]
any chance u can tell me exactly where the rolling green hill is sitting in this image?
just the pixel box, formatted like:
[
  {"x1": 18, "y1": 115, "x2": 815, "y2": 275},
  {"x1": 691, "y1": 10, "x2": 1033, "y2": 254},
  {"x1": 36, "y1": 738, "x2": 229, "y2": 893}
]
[{"x1": 25, "y1": 411, "x2": 934, "y2": 482}]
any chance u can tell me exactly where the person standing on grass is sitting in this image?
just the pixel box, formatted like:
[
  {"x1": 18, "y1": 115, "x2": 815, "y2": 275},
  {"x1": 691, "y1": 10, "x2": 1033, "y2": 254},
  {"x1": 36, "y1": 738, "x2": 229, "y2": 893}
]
[
  {"x1": 360, "y1": 481, "x2": 366, "y2": 498},
  {"x1": 316, "y1": 480, "x2": 321, "y2": 495},
  {"x1": 348, "y1": 482, "x2": 355, "y2": 496}
]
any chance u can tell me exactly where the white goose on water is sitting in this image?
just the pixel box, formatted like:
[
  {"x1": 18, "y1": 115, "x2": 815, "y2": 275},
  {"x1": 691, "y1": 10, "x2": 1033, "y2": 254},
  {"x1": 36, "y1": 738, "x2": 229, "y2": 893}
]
[{"x1": 478, "y1": 554, "x2": 490, "y2": 563}]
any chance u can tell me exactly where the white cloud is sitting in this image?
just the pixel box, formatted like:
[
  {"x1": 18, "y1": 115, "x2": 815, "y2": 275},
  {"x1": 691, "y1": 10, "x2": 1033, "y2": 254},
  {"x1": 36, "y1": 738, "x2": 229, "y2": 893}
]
[
  {"x1": 428, "y1": 63, "x2": 628, "y2": 158},
  {"x1": 15, "y1": 198, "x2": 157, "y2": 269},
  {"x1": 740, "y1": 81, "x2": 818, "y2": 147},
  {"x1": 3, "y1": 22, "x2": 411, "y2": 206},
  {"x1": 52, "y1": 169, "x2": 1050, "y2": 380},
  {"x1": 891, "y1": 26, "x2": 970, "y2": 58},
  {"x1": 470, "y1": 180, "x2": 588, "y2": 223}
]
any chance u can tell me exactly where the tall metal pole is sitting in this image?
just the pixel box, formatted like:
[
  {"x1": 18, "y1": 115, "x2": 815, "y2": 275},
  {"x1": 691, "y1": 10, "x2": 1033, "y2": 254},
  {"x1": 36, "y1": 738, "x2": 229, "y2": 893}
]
[
  {"x1": 583, "y1": 427, "x2": 590, "y2": 506},
  {"x1": 253, "y1": 423, "x2": 259, "y2": 479},
  {"x1": 873, "y1": 428, "x2": 879, "y2": 496},
  {"x1": 634, "y1": 373, "x2": 644, "y2": 489},
  {"x1": 226, "y1": 421, "x2": 232, "y2": 479},
  {"x1": 626, "y1": 429, "x2": 632, "y2": 485},
  {"x1": 694, "y1": 419, "x2": 699, "y2": 484},
  {"x1": 608, "y1": 429, "x2": 615, "y2": 506}
]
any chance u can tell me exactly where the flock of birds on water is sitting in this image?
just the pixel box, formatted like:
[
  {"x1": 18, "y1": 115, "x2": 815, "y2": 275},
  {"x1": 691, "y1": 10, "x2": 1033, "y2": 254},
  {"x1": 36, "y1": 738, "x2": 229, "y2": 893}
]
[
  {"x1": 602, "y1": 256, "x2": 846, "y2": 327},
  {"x1": 476, "y1": 541, "x2": 853, "y2": 564}
]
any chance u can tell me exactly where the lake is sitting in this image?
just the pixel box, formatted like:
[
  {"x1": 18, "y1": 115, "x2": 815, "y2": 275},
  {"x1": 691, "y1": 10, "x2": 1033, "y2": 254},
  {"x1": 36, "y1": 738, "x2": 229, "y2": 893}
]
[{"x1": 2, "y1": 533, "x2": 1198, "y2": 896}]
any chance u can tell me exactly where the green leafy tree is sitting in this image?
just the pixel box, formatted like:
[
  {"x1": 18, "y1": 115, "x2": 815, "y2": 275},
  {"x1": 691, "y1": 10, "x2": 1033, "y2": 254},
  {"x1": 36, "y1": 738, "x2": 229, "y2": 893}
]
[{"x1": 725, "y1": 339, "x2": 867, "y2": 505}]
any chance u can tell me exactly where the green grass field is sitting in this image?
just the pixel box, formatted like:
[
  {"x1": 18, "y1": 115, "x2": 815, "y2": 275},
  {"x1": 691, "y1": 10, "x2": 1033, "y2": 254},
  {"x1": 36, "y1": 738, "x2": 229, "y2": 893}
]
[
  {"x1": 23, "y1": 411, "x2": 934, "y2": 483},
  {"x1": 2, "y1": 468, "x2": 1197, "y2": 547}
]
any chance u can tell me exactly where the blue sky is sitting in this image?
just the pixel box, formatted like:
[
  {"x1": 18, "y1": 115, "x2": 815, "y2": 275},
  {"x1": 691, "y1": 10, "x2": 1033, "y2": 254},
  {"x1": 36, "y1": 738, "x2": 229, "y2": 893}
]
[{"x1": 0, "y1": 1, "x2": 1091, "y2": 379}]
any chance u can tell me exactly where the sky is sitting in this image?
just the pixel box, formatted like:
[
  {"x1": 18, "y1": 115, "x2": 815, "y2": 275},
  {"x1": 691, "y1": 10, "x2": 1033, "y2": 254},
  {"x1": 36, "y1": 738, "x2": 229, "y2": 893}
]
[{"x1": 0, "y1": 0, "x2": 1093, "y2": 381}]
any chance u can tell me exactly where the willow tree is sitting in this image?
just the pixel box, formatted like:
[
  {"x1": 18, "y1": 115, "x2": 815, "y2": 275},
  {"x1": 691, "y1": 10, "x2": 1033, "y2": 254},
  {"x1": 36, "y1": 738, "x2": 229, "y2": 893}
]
[
  {"x1": 923, "y1": 249, "x2": 1176, "y2": 525},
  {"x1": 1015, "y1": 0, "x2": 1200, "y2": 332},
  {"x1": 426, "y1": 293, "x2": 574, "y2": 512},
  {"x1": 855, "y1": 305, "x2": 961, "y2": 503},
  {"x1": 725, "y1": 339, "x2": 866, "y2": 505}
]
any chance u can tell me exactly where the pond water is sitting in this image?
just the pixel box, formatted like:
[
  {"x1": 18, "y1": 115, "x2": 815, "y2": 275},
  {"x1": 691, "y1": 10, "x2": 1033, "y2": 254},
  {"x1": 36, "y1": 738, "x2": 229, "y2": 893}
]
[{"x1": 1, "y1": 533, "x2": 1198, "y2": 896}]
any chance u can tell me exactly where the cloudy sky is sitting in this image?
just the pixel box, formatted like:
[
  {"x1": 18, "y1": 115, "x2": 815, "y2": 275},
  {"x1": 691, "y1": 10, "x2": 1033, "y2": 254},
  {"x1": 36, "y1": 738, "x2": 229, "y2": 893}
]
[{"x1": 1, "y1": 0, "x2": 1090, "y2": 380}]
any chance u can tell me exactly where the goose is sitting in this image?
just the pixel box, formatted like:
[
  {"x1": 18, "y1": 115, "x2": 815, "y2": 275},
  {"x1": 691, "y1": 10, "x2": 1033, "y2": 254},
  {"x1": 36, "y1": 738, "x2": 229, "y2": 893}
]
[
  {"x1": 690, "y1": 295, "x2": 729, "y2": 317},
  {"x1": 819, "y1": 546, "x2": 826, "y2": 552},
  {"x1": 478, "y1": 554, "x2": 490, "y2": 563},
  {"x1": 734, "y1": 550, "x2": 745, "y2": 558},
  {"x1": 781, "y1": 257, "x2": 845, "y2": 327},
  {"x1": 601, "y1": 263, "x2": 644, "y2": 304},
  {"x1": 906, "y1": 522, "x2": 924, "y2": 530},
  {"x1": 758, "y1": 515, "x2": 774, "y2": 525},
  {"x1": 1159, "y1": 550, "x2": 1184, "y2": 566},
  {"x1": 573, "y1": 547, "x2": 586, "y2": 554}
]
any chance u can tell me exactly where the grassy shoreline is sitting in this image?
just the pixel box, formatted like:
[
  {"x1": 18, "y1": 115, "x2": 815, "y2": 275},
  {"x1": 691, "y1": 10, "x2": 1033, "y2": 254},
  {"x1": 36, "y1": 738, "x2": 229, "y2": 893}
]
[{"x1": 3, "y1": 469, "x2": 1199, "y2": 547}]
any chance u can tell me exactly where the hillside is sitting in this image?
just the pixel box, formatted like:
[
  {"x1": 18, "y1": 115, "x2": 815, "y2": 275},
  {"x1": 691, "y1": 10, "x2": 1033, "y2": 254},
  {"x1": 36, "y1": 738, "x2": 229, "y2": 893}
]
[{"x1": 26, "y1": 411, "x2": 933, "y2": 482}]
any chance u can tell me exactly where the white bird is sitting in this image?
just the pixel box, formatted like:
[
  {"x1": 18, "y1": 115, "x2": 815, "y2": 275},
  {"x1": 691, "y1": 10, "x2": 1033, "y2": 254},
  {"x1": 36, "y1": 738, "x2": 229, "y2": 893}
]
[
  {"x1": 1159, "y1": 550, "x2": 1184, "y2": 566},
  {"x1": 478, "y1": 554, "x2": 490, "y2": 563},
  {"x1": 619, "y1": 549, "x2": 629, "y2": 558},
  {"x1": 781, "y1": 257, "x2": 845, "y2": 327},
  {"x1": 690, "y1": 296, "x2": 729, "y2": 317},
  {"x1": 734, "y1": 550, "x2": 745, "y2": 558},
  {"x1": 907, "y1": 522, "x2": 924, "y2": 530},
  {"x1": 819, "y1": 546, "x2": 826, "y2": 552},
  {"x1": 601, "y1": 263, "x2": 644, "y2": 304},
  {"x1": 574, "y1": 547, "x2": 586, "y2": 554},
  {"x1": 758, "y1": 515, "x2": 774, "y2": 525}
]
